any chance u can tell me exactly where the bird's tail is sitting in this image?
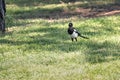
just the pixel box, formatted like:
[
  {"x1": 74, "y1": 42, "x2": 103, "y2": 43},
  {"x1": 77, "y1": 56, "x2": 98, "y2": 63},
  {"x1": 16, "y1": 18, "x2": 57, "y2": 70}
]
[
  {"x1": 79, "y1": 35, "x2": 89, "y2": 39},
  {"x1": 76, "y1": 32, "x2": 89, "y2": 39}
]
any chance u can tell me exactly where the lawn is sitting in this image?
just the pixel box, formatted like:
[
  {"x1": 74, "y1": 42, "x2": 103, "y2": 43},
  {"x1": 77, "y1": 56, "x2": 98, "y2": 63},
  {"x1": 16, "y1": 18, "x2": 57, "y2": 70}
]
[{"x1": 0, "y1": 0, "x2": 120, "y2": 80}]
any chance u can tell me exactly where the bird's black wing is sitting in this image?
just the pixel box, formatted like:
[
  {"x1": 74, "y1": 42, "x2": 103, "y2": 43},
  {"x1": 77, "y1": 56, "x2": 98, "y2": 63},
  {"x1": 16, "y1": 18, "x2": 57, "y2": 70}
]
[{"x1": 68, "y1": 27, "x2": 74, "y2": 35}]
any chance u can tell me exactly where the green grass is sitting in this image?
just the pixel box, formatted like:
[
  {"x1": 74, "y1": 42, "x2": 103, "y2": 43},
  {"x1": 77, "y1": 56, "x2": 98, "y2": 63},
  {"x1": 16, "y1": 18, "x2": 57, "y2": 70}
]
[{"x1": 0, "y1": 0, "x2": 120, "y2": 80}]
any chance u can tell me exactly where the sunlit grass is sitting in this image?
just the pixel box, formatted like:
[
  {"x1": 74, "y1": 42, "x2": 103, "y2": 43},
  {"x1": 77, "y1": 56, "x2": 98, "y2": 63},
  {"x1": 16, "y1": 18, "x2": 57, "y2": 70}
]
[{"x1": 0, "y1": 0, "x2": 120, "y2": 80}]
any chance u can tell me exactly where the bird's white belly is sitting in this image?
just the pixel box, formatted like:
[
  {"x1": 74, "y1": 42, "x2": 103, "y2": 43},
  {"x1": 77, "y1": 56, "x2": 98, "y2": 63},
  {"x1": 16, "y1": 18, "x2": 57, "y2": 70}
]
[{"x1": 71, "y1": 32, "x2": 78, "y2": 38}]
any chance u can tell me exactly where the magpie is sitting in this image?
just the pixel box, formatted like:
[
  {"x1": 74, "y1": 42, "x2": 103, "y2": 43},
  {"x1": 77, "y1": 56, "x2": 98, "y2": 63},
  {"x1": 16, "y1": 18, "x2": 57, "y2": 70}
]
[{"x1": 67, "y1": 23, "x2": 89, "y2": 41}]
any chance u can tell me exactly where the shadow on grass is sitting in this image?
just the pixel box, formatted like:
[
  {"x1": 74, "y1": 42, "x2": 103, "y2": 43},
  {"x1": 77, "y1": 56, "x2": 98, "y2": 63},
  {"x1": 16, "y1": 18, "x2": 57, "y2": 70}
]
[
  {"x1": 5, "y1": 15, "x2": 32, "y2": 28},
  {"x1": 85, "y1": 41, "x2": 120, "y2": 63}
]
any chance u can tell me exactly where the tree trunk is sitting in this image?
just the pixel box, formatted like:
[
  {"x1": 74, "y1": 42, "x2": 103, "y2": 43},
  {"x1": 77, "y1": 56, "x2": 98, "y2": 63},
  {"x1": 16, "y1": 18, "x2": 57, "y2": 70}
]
[{"x1": 0, "y1": 0, "x2": 6, "y2": 33}]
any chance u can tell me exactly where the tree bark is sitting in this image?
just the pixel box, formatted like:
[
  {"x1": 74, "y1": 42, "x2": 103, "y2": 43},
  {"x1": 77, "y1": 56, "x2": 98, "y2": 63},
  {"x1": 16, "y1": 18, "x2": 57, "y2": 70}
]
[{"x1": 0, "y1": 0, "x2": 6, "y2": 33}]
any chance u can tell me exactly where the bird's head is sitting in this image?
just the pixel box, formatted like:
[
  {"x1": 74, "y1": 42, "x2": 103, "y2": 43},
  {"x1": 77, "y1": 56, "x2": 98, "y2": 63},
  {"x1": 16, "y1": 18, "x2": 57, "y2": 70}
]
[{"x1": 68, "y1": 23, "x2": 73, "y2": 27}]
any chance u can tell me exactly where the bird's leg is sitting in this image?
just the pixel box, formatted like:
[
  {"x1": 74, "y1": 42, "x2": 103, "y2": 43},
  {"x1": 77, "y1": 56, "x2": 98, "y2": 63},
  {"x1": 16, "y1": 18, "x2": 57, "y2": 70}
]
[
  {"x1": 71, "y1": 38, "x2": 74, "y2": 42},
  {"x1": 75, "y1": 38, "x2": 77, "y2": 42}
]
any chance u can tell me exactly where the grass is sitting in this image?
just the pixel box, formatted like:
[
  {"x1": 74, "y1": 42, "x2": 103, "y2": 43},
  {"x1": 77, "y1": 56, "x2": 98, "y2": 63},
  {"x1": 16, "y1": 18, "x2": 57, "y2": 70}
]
[{"x1": 0, "y1": 0, "x2": 120, "y2": 80}]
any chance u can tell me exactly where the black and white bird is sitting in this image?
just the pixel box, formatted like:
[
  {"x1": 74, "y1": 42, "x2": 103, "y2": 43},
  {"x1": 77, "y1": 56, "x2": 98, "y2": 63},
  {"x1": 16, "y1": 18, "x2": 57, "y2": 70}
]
[{"x1": 67, "y1": 23, "x2": 89, "y2": 41}]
